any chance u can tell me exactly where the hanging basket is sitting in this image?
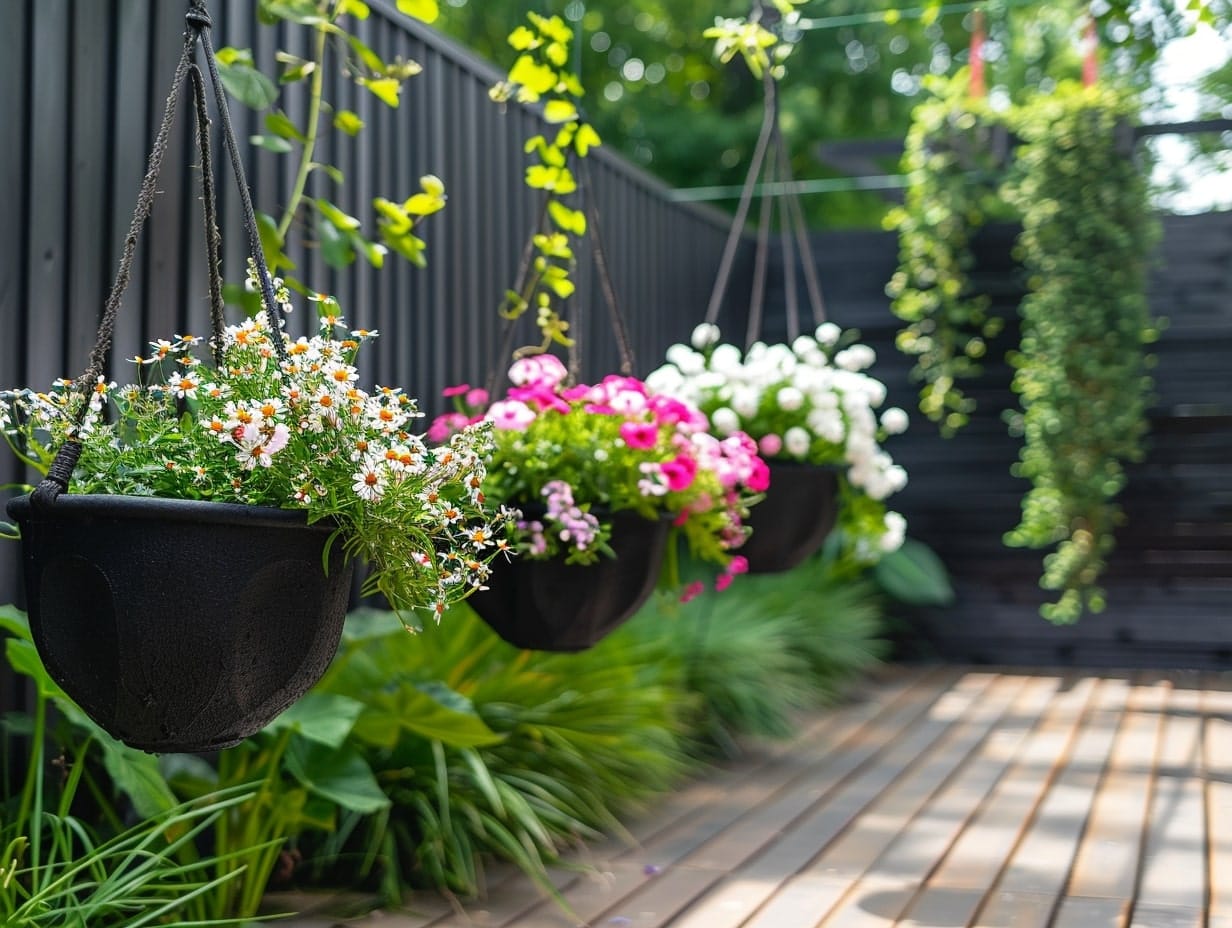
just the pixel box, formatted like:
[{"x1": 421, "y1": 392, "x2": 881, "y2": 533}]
[
  {"x1": 740, "y1": 462, "x2": 839, "y2": 574},
  {"x1": 7, "y1": 494, "x2": 353, "y2": 753},
  {"x1": 468, "y1": 509, "x2": 669, "y2": 652}
]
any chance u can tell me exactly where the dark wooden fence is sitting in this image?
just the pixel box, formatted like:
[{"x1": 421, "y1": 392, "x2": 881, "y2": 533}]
[
  {"x1": 762, "y1": 212, "x2": 1232, "y2": 669},
  {"x1": 0, "y1": 0, "x2": 746, "y2": 616}
]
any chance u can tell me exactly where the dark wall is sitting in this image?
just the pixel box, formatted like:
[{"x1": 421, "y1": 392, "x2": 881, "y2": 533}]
[
  {"x1": 0, "y1": 0, "x2": 747, "y2": 613},
  {"x1": 764, "y1": 212, "x2": 1232, "y2": 669}
]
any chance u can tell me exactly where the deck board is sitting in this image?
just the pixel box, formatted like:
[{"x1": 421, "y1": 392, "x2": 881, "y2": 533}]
[{"x1": 278, "y1": 667, "x2": 1232, "y2": 928}]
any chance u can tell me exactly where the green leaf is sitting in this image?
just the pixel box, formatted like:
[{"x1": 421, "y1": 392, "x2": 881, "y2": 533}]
[
  {"x1": 873, "y1": 538, "x2": 955, "y2": 606},
  {"x1": 358, "y1": 76, "x2": 401, "y2": 107},
  {"x1": 256, "y1": 210, "x2": 295, "y2": 273},
  {"x1": 265, "y1": 692, "x2": 364, "y2": 748},
  {"x1": 374, "y1": 196, "x2": 412, "y2": 233},
  {"x1": 261, "y1": 1, "x2": 330, "y2": 25},
  {"x1": 574, "y1": 123, "x2": 601, "y2": 157},
  {"x1": 250, "y1": 134, "x2": 294, "y2": 154},
  {"x1": 508, "y1": 55, "x2": 557, "y2": 97},
  {"x1": 350, "y1": 231, "x2": 388, "y2": 269},
  {"x1": 396, "y1": 0, "x2": 439, "y2": 23},
  {"x1": 339, "y1": 0, "x2": 370, "y2": 19},
  {"x1": 333, "y1": 109, "x2": 365, "y2": 137},
  {"x1": 101, "y1": 747, "x2": 178, "y2": 820},
  {"x1": 0, "y1": 604, "x2": 31, "y2": 641},
  {"x1": 548, "y1": 200, "x2": 586, "y2": 236},
  {"x1": 318, "y1": 214, "x2": 357, "y2": 268},
  {"x1": 265, "y1": 110, "x2": 306, "y2": 142},
  {"x1": 351, "y1": 680, "x2": 504, "y2": 750},
  {"x1": 542, "y1": 100, "x2": 578, "y2": 125},
  {"x1": 347, "y1": 34, "x2": 385, "y2": 74},
  {"x1": 217, "y1": 58, "x2": 279, "y2": 110},
  {"x1": 222, "y1": 281, "x2": 264, "y2": 317},
  {"x1": 312, "y1": 162, "x2": 346, "y2": 185},
  {"x1": 316, "y1": 198, "x2": 362, "y2": 231},
  {"x1": 404, "y1": 192, "x2": 446, "y2": 217},
  {"x1": 280, "y1": 60, "x2": 316, "y2": 84},
  {"x1": 286, "y1": 740, "x2": 391, "y2": 814}
]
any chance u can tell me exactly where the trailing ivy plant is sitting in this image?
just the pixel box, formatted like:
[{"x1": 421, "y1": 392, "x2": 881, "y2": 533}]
[
  {"x1": 1001, "y1": 81, "x2": 1160, "y2": 624},
  {"x1": 885, "y1": 71, "x2": 1006, "y2": 436},
  {"x1": 489, "y1": 12, "x2": 600, "y2": 357},
  {"x1": 216, "y1": 0, "x2": 445, "y2": 301}
]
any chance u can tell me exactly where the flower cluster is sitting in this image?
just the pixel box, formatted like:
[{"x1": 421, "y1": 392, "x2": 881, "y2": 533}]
[
  {"x1": 430, "y1": 353, "x2": 767, "y2": 573},
  {"x1": 646, "y1": 323, "x2": 909, "y2": 563},
  {"x1": 1, "y1": 287, "x2": 513, "y2": 627}
]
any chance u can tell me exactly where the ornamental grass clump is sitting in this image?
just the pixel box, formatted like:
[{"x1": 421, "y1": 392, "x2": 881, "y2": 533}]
[
  {"x1": 432, "y1": 353, "x2": 767, "y2": 585},
  {"x1": 646, "y1": 322, "x2": 909, "y2": 565},
  {"x1": 0, "y1": 280, "x2": 512, "y2": 628}
]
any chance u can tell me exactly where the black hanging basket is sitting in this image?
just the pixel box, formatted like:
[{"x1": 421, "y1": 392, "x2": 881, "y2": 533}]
[
  {"x1": 467, "y1": 509, "x2": 669, "y2": 652},
  {"x1": 7, "y1": 494, "x2": 353, "y2": 753},
  {"x1": 740, "y1": 462, "x2": 839, "y2": 574}
]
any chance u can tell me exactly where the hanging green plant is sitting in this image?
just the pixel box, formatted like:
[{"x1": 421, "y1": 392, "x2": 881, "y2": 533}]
[
  {"x1": 1001, "y1": 81, "x2": 1161, "y2": 624},
  {"x1": 885, "y1": 71, "x2": 1007, "y2": 436}
]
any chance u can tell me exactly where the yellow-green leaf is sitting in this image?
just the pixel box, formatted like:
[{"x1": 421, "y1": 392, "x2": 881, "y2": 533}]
[
  {"x1": 574, "y1": 123, "x2": 601, "y2": 157},
  {"x1": 419, "y1": 174, "x2": 446, "y2": 198},
  {"x1": 396, "y1": 0, "x2": 439, "y2": 23},
  {"x1": 508, "y1": 55, "x2": 557, "y2": 96},
  {"x1": 548, "y1": 200, "x2": 586, "y2": 236},
  {"x1": 333, "y1": 109, "x2": 365, "y2": 136},
  {"x1": 543, "y1": 100, "x2": 578, "y2": 124},
  {"x1": 545, "y1": 41, "x2": 569, "y2": 67},
  {"x1": 358, "y1": 76, "x2": 400, "y2": 107},
  {"x1": 508, "y1": 25, "x2": 538, "y2": 50},
  {"x1": 339, "y1": 0, "x2": 370, "y2": 19},
  {"x1": 404, "y1": 192, "x2": 446, "y2": 216}
]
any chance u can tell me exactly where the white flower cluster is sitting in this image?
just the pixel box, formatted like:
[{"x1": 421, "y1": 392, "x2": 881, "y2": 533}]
[{"x1": 647, "y1": 323, "x2": 909, "y2": 502}]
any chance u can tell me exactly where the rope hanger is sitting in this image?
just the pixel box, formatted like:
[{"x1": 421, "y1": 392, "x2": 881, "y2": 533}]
[{"x1": 702, "y1": 31, "x2": 828, "y2": 350}]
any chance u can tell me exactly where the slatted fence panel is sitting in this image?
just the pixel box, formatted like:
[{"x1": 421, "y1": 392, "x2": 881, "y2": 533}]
[{"x1": 762, "y1": 213, "x2": 1232, "y2": 668}]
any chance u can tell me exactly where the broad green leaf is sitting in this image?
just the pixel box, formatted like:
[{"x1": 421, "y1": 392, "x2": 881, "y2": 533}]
[
  {"x1": 333, "y1": 109, "x2": 365, "y2": 136},
  {"x1": 318, "y1": 215, "x2": 357, "y2": 268},
  {"x1": 396, "y1": 0, "x2": 439, "y2": 23},
  {"x1": 222, "y1": 281, "x2": 264, "y2": 317},
  {"x1": 351, "y1": 681, "x2": 504, "y2": 749},
  {"x1": 250, "y1": 134, "x2": 294, "y2": 154},
  {"x1": 217, "y1": 59, "x2": 279, "y2": 110},
  {"x1": 6, "y1": 638, "x2": 63, "y2": 699},
  {"x1": 265, "y1": 110, "x2": 306, "y2": 142},
  {"x1": 543, "y1": 99, "x2": 578, "y2": 126},
  {"x1": 0, "y1": 604, "x2": 30, "y2": 640},
  {"x1": 358, "y1": 76, "x2": 401, "y2": 107},
  {"x1": 265, "y1": 691, "x2": 364, "y2": 748},
  {"x1": 256, "y1": 210, "x2": 296, "y2": 272},
  {"x1": 101, "y1": 747, "x2": 178, "y2": 820},
  {"x1": 873, "y1": 538, "x2": 955, "y2": 606}
]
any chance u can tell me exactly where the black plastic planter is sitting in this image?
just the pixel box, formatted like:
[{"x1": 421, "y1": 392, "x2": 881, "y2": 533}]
[
  {"x1": 468, "y1": 509, "x2": 670, "y2": 652},
  {"x1": 740, "y1": 462, "x2": 840, "y2": 574},
  {"x1": 6, "y1": 494, "x2": 353, "y2": 753}
]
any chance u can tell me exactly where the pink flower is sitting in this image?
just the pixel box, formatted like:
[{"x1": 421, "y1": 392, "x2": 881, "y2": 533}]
[
  {"x1": 620, "y1": 421, "x2": 659, "y2": 450},
  {"x1": 715, "y1": 572, "x2": 734, "y2": 592},
  {"x1": 441, "y1": 383, "x2": 471, "y2": 398},
  {"x1": 508, "y1": 354, "x2": 568, "y2": 390},
  {"x1": 728, "y1": 555, "x2": 749, "y2": 575},
  {"x1": 747, "y1": 458, "x2": 771, "y2": 493},
  {"x1": 487, "y1": 399, "x2": 536, "y2": 431},
  {"x1": 509, "y1": 385, "x2": 570, "y2": 415},
  {"x1": 758, "y1": 433, "x2": 783, "y2": 457},
  {"x1": 680, "y1": 580, "x2": 704, "y2": 604},
  {"x1": 562, "y1": 384, "x2": 595, "y2": 402},
  {"x1": 673, "y1": 510, "x2": 690, "y2": 527},
  {"x1": 465, "y1": 387, "x2": 489, "y2": 408},
  {"x1": 660, "y1": 455, "x2": 698, "y2": 492},
  {"x1": 427, "y1": 411, "x2": 468, "y2": 443}
]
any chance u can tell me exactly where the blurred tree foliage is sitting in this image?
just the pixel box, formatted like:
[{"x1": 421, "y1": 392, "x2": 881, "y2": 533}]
[{"x1": 434, "y1": 0, "x2": 1230, "y2": 227}]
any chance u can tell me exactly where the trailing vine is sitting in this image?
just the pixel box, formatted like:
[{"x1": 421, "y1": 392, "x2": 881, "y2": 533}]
[
  {"x1": 490, "y1": 13, "x2": 601, "y2": 358},
  {"x1": 885, "y1": 72, "x2": 1006, "y2": 436},
  {"x1": 1002, "y1": 81, "x2": 1160, "y2": 624}
]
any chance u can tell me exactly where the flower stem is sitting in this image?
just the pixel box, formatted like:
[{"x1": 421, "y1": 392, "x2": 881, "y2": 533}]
[{"x1": 275, "y1": 20, "x2": 329, "y2": 246}]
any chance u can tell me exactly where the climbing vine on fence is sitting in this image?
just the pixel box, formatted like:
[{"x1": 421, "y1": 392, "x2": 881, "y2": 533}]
[{"x1": 1002, "y1": 81, "x2": 1160, "y2": 624}]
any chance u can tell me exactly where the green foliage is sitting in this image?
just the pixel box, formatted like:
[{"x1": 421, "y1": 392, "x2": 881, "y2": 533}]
[
  {"x1": 1002, "y1": 82, "x2": 1160, "y2": 624},
  {"x1": 491, "y1": 13, "x2": 605, "y2": 356},
  {"x1": 0, "y1": 606, "x2": 262, "y2": 928},
  {"x1": 216, "y1": 0, "x2": 442, "y2": 290},
  {"x1": 885, "y1": 72, "x2": 1007, "y2": 435},
  {"x1": 872, "y1": 537, "x2": 955, "y2": 606}
]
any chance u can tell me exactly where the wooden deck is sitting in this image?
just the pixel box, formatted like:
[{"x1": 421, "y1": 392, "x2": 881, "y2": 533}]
[{"x1": 284, "y1": 666, "x2": 1232, "y2": 928}]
